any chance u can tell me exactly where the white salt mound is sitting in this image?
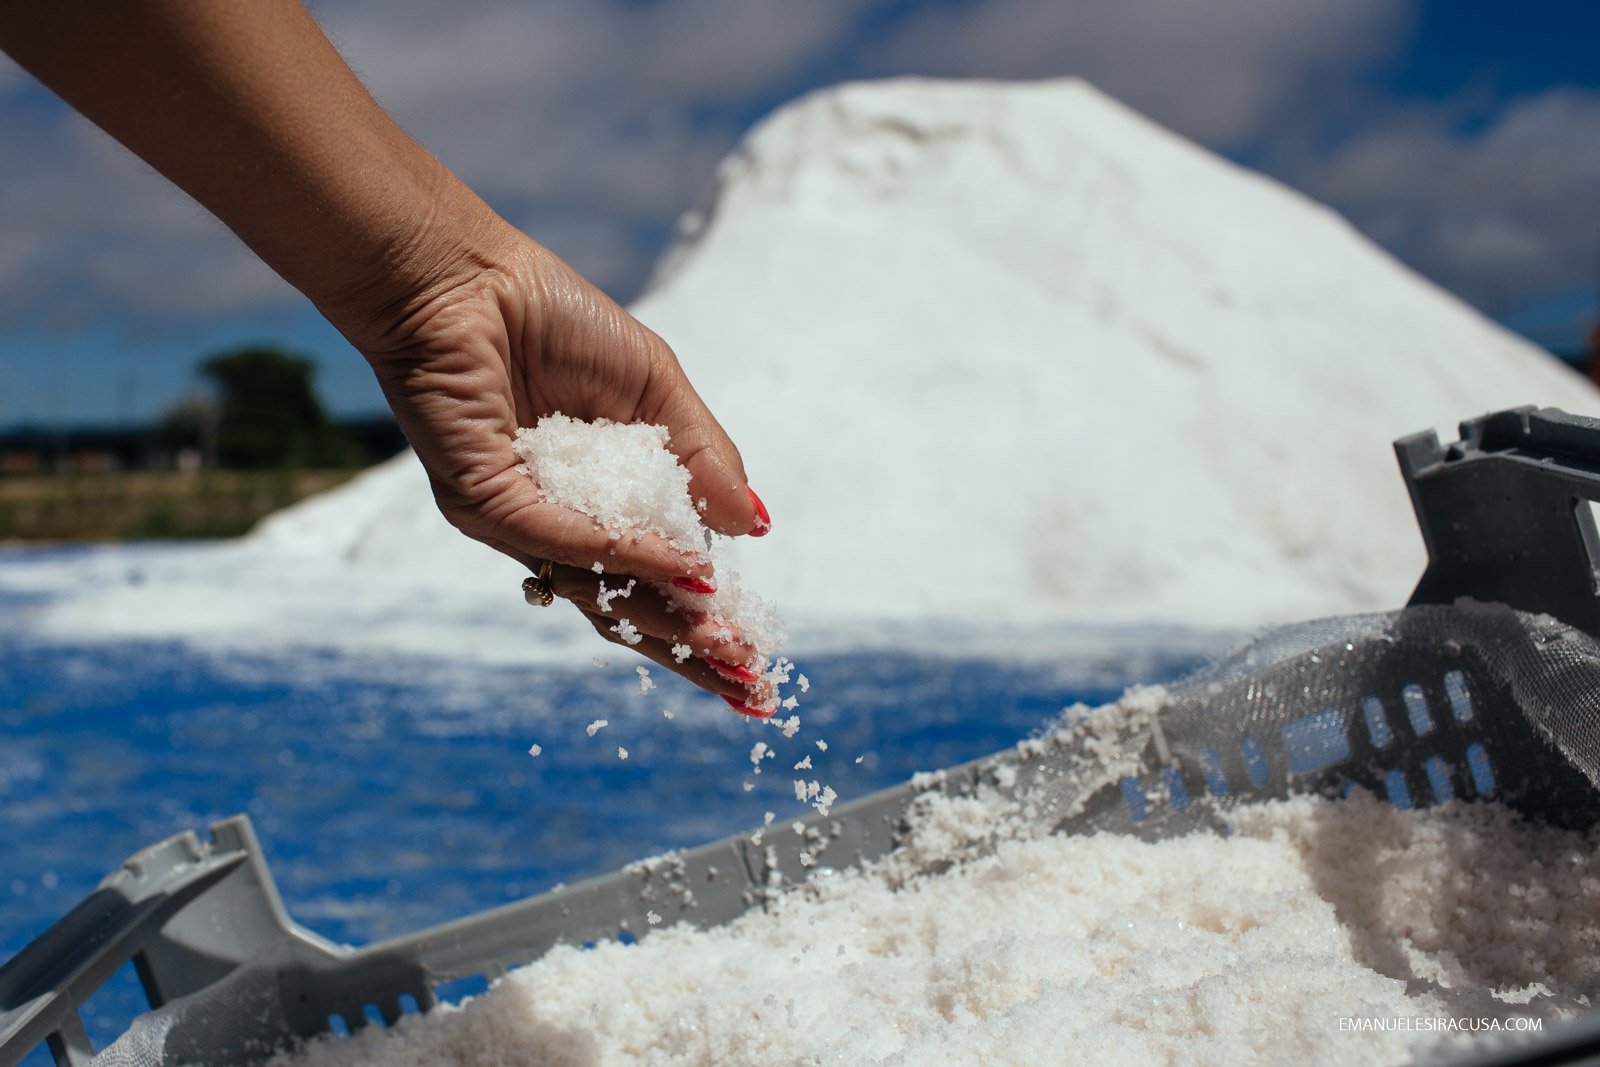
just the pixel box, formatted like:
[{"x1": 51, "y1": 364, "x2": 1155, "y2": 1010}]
[
  {"x1": 267, "y1": 686, "x2": 1599, "y2": 1067},
  {"x1": 270, "y1": 794, "x2": 1596, "y2": 1067},
  {"x1": 15, "y1": 78, "x2": 1597, "y2": 654}
]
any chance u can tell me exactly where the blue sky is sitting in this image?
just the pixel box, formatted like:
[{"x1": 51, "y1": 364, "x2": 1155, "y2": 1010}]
[{"x1": 1, "y1": 0, "x2": 1597, "y2": 427}]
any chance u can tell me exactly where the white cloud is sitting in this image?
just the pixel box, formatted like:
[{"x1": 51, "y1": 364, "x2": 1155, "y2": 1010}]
[
  {"x1": 1292, "y1": 89, "x2": 1600, "y2": 317},
  {"x1": 0, "y1": 0, "x2": 867, "y2": 326},
  {"x1": 859, "y1": 0, "x2": 1410, "y2": 148},
  {"x1": 318, "y1": 0, "x2": 863, "y2": 226},
  {"x1": 0, "y1": 100, "x2": 295, "y2": 328}
]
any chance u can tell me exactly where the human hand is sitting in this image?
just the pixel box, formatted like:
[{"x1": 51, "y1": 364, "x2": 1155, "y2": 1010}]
[
  {"x1": 0, "y1": 1, "x2": 775, "y2": 710},
  {"x1": 342, "y1": 222, "x2": 774, "y2": 712}
]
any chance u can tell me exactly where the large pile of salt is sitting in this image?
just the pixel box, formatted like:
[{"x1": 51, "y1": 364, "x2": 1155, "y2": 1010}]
[
  {"x1": 271, "y1": 788, "x2": 1594, "y2": 1067},
  {"x1": 12, "y1": 78, "x2": 1596, "y2": 655}
]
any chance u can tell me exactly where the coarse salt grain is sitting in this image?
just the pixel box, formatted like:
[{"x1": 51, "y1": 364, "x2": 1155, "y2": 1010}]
[
  {"x1": 596, "y1": 578, "x2": 635, "y2": 612},
  {"x1": 586, "y1": 719, "x2": 608, "y2": 737},
  {"x1": 813, "y1": 786, "x2": 837, "y2": 817},
  {"x1": 511, "y1": 415, "x2": 796, "y2": 711}
]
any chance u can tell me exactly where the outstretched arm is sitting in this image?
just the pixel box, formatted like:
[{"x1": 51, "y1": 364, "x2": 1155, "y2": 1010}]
[{"x1": 0, "y1": 2, "x2": 773, "y2": 706}]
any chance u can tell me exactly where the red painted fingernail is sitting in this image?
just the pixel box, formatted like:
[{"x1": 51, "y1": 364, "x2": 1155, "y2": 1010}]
[
  {"x1": 723, "y1": 694, "x2": 775, "y2": 719},
  {"x1": 747, "y1": 487, "x2": 771, "y2": 537},
  {"x1": 706, "y1": 656, "x2": 759, "y2": 684},
  {"x1": 672, "y1": 576, "x2": 716, "y2": 596}
]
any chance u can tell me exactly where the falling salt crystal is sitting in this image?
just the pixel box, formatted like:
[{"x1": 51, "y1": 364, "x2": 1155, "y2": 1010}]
[
  {"x1": 591, "y1": 657, "x2": 609, "y2": 669},
  {"x1": 781, "y1": 696, "x2": 799, "y2": 710},
  {"x1": 793, "y1": 780, "x2": 806, "y2": 802},
  {"x1": 611, "y1": 619, "x2": 643, "y2": 646},
  {"x1": 671, "y1": 643, "x2": 692, "y2": 663},
  {"x1": 763, "y1": 812, "x2": 775, "y2": 826},
  {"x1": 780, "y1": 716, "x2": 802, "y2": 739},
  {"x1": 794, "y1": 756, "x2": 813, "y2": 771},
  {"x1": 798, "y1": 853, "x2": 814, "y2": 868},
  {"x1": 586, "y1": 719, "x2": 609, "y2": 737},
  {"x1": 646, "y1": 910, "x2": 662, "y2": 926},
  {"x1": 742, "y1": 781, "x2": 754, "y2": 792},
  {"x1": 591, "y1": 562, "x2": 604, "y2": 574},
  {"x1": 596, "y1": 578, "x2": 636, "y2": 612},
  {"x1": 636, "y1": 666, "x2": 655, "y2": 694},
  {"x1": 854, "y1": 755, "x2": 865, "y2": 764},
  {"x1": 791, "y1": 821, "x2": 806, "y2": 835},
  {"x1": 527, "y1": 744, "x2": 542, "y2": 758},
  {"x1": 813, "y1": 786, "x2": 838, "y2": 817},
  {"x1": 617, "y1": 746, "x2": 629, "y2": 760},
  {"x1": 662, "y1": 708, "x2": 675, "y2": 720},
  {"x1": 750, "y1": 742, "x2": 769, "y2": 767},
  {"x1": 816, "y1": 740, "x2": 828, "y2": 752},
  {"x1": 798, "y1": 674, "x2": 810, "y2": 692}
]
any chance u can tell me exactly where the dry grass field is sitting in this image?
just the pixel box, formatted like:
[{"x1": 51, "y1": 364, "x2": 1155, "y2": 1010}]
[{"x1": 0, "y1": 469, "x2": 359, "y2": 542}]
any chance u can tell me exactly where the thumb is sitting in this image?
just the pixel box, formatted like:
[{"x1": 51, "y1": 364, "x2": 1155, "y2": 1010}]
[{"x1": 657, "y1": 387, "x2": 768, "y2": 538}]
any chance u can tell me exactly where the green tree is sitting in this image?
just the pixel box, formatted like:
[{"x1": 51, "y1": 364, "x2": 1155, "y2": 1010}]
[{"x1": 200, "y1": 346, "x2": 354, "y2": 468}]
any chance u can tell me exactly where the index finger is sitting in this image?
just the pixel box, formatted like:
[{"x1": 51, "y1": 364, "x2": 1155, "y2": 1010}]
[{"x1": 488, "y1": 494, "x2": 713, "y2": 583}]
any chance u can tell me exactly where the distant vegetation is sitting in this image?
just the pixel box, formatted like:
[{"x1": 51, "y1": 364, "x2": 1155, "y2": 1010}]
[
  {"x1": 0, "y1": 469, "x2": 360, "y2": 542},
  {"x1": 0, "y1": 344, "x2": 407, "y2": 543},
  {"x1": 162, "y1": 346, "x2": 368, "y2": 469}
]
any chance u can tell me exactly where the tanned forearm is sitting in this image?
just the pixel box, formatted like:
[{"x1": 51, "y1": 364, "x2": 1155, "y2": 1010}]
[{"x1": 0, "y1": 1, "x2": 493, "y2": 340}]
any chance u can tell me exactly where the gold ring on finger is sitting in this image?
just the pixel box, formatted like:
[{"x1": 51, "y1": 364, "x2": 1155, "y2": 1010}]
[{"x1": 522, "y1": 559, "x2": 556, "y2": 607}]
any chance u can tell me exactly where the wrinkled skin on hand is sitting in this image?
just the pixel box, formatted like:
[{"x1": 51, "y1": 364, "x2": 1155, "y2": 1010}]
[{"x1": 343, "y1": 228, "x2": 771, "y2": 704}]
